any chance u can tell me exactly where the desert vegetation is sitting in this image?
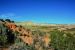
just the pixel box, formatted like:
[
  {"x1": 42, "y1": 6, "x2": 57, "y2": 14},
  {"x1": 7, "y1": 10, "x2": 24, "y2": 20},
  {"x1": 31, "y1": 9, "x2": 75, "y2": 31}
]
[{"x1": 0, "y1": 19, "x2": 75, "y2": 50}]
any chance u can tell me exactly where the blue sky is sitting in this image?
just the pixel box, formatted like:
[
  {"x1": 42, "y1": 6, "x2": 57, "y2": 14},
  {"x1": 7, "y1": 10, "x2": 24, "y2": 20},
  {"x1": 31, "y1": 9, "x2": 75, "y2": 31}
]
[{"x1": 0, "y1": 0, "x2": 75, "y2": 24}]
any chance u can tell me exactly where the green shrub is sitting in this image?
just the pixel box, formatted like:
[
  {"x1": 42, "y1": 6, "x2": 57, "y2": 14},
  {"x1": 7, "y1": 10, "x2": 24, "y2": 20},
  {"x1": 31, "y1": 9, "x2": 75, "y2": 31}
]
[
  {"x1": 50, "y1": 30, "x2": 75, "y2": 50},
  {"x1": 0, "y1": 34, "x2": 7, "y2": 47},
  {"x1": 9, "y1": 41, "x2": 35, "y2": 50}
]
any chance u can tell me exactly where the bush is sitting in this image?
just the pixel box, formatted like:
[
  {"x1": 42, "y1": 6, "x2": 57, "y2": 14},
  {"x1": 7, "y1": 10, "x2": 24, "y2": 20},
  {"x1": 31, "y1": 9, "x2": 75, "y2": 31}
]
[
  {"x1": 9, "y1": 41, "x2": 35, "y2": 50},
  {"x1": 0, "y1": 34, "x2": 7, "y2": 47},
  {"x1": 0, "y1": 21, "x2": 16, "y2": 47},
  {"x1": 50, "y1": 30, "x2": 75, "y2": 50}
]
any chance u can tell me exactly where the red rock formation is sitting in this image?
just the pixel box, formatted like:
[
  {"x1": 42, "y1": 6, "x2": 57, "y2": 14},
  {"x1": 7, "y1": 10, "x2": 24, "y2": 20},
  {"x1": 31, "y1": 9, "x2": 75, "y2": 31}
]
[{"x1": 5, "y1": 21, "x2": 33, "y2": 45}]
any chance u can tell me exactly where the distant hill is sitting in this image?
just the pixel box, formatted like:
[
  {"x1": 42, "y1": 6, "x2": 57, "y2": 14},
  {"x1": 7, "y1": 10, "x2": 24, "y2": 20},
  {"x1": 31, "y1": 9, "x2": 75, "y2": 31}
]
[
  {"x1": 15, "y1": 21, "x2": 59, "y2": 26},
  {"x1": 15, "y1": 21, "x2": 75, "y2": 31},
  {"x1": 15, "y1": 21, "x2": 34, "y2": 26}
]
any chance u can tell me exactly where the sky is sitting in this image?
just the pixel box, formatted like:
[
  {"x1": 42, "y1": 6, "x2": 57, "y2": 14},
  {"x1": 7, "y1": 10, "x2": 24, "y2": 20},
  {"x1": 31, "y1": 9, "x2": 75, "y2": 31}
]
[{"x1": 0, "y1": 0, "x2": 75, "y2": 24}]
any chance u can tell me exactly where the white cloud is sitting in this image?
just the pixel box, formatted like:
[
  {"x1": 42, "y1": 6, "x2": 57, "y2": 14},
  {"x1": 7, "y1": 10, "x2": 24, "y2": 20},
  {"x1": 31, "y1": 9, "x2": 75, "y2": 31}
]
[
  {"x1": 0, "y1": 13, "x2": 22, "y2": 21},
  {"x1": 0, "y1": 13, "x2": 15, "y2": 19}
]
